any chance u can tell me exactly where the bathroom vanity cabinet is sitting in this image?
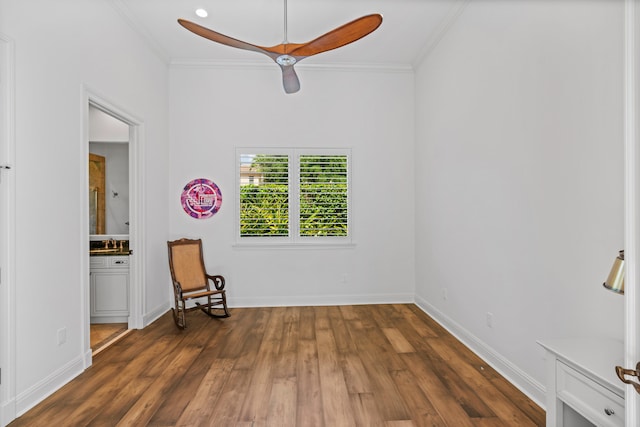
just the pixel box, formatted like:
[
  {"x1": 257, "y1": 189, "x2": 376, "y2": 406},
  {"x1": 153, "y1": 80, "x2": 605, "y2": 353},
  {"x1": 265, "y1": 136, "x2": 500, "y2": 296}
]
[{"x1": 90, "y1": 255, "x2": 129, "y2": 323}]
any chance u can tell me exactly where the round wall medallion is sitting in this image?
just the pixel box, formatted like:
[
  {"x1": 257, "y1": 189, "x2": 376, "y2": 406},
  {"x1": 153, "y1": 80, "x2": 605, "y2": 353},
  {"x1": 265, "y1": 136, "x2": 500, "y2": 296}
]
[{"x1": 181, "y1": 178, "x2": 222, "y2": 219}]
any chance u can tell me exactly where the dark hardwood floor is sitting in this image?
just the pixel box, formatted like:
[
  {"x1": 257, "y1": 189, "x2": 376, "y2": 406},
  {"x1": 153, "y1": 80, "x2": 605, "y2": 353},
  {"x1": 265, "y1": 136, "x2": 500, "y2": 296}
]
[{"x1": 10, "y1": 304, "x2": 545, "y2": 426}]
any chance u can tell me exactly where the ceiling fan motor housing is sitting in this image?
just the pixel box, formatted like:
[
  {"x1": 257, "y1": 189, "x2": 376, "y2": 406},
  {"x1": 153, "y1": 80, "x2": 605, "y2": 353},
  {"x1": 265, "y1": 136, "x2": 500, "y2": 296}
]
[{"x1": 276, "y1": 55, "x2": 297, "y2": 66}]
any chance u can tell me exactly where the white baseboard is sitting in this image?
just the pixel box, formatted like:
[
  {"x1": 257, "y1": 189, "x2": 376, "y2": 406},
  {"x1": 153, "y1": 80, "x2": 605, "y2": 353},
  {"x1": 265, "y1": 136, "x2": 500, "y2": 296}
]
[
  {"x1": 228, "y1": 292, "x2": 414, "y2": 308},
  {"x1": 413, "y1": 294, "x2": 546, "y2": 408},
  {"x1": 15, "y1": 354, "x2": 85, "y2": 417},
  {"x1": 142, "y1": 302, "x2": 170, "y2": 327}
]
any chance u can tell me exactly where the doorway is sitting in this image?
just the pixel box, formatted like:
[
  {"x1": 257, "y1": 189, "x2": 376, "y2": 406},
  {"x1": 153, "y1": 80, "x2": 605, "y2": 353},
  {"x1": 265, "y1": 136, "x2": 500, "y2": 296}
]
[
  {"x1": 82, "y1": 91, "x2": 143, "y2": 365},
  {"x1": 87, "y1": 105, "x2": 130, "y2": 355}
]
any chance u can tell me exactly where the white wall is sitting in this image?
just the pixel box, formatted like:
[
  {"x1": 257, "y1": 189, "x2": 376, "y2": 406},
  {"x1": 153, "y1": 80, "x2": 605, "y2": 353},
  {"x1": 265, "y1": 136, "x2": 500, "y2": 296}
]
[
  {"x1": 414, "y1": 0, "x2": 625, "y2": 404},
  {"x1": 0, "y1": 0, "x2": 170, "y2": 417},
  {"x1": 169, "y1": 64, "x2": 416, "y2": 307}
]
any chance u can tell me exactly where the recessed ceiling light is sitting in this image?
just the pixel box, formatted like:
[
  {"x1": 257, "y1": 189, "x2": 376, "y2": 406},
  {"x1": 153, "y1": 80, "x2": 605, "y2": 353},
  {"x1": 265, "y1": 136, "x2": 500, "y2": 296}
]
[{"x1": 195, "y1": 8, "x2": 208, "y2": 18}]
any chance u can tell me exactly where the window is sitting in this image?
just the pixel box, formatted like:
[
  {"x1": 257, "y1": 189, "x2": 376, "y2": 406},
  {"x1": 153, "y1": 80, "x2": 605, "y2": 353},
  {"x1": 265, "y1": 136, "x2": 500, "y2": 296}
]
[{"x1": 237, "y1": 149, "x2": 350, "y2": 243}]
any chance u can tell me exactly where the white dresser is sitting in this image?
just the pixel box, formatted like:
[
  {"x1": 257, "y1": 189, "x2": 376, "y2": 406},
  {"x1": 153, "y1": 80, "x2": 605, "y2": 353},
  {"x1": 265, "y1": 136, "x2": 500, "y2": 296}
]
[{"x1": 538, "y1": 338, "x2": 624, "y2": 427}]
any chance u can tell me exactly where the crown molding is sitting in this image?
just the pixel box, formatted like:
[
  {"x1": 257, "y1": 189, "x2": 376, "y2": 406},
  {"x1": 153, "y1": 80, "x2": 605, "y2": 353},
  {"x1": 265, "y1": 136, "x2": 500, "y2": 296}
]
[{"x1": 169, "y1": 59, "x2": 413, "y2": 74}]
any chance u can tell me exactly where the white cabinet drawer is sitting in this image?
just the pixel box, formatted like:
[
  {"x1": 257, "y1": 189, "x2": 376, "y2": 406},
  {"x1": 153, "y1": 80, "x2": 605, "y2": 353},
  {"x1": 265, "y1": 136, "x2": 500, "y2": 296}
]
[
  {"x1": 90, "y1": 255, "x2": 129, "y2": 269},
  {"x1": 109, "y1": 256, "x2": 129, "y2": 268},
  {"x1": 90, "y1": 256, "x2": 109, "y2": 268},
  {"x1": 556, "y1": 361, "x2": 624, "y2": 427}
]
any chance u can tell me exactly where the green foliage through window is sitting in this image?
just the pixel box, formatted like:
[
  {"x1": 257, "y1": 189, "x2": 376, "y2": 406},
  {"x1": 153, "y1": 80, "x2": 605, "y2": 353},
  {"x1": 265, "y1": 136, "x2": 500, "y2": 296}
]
[
  {"x1": 239, "y1": 152, "x2": 348, "y2": 238},
  {"x1": 299, "y1": 155, "x2": 347, "y2": 236}
]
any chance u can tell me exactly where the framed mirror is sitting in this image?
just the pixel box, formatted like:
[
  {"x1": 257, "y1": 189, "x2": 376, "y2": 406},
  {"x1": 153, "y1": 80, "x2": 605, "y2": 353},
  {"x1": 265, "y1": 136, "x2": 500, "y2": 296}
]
[{"x1": 89, "y1": 153, "x2": 106, "y2": 234}]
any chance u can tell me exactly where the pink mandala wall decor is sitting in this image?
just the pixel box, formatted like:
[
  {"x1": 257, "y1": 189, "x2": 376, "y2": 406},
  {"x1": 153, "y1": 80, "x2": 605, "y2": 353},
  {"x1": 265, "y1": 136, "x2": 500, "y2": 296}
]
[{"x1": 181, "y1": 178, "x2": 222, "y2": 219}]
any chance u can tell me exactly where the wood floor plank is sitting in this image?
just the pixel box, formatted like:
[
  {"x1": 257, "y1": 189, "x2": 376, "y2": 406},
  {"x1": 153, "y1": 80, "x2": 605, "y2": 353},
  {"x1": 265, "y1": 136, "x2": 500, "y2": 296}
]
[
  {"x1": 206, "y1": 367, "x2": 253, "y2": 426},
  {"x1": 345, "y1": 317, "x2": 412, "y2": 422},
  {"x1": 266, "y1": 377, "x2": 298, "y2": 427},
  {"x1": 116, "y1": 315, "x2": 221, "y2": 425},
  {"x1": 340, "y1": 352, "x2": 373, "y2": 394},
  {"x1": 390, "y1": 368, "x2": 448, "y2": 427},
  {"x1": 296, "y1": 339, "x2": 324, "y2": 427},
  {"x1": 8, "y1": 305, "x2": 544, "y2": 427},
  {"x1": 401, "y1": 352, "x2": 477, "y2": 427},
  {"x1": 174, "y1": 358, "x2": 235, "y2": 426},
  {"x1": 426, "y1": 338, "x2": 540, "y2": 426},
  {"x1": 280, "y1": 306, "x2": 301, "y2": 353},
  {"x1": 218, "y1": 307, "x2": 270, "y2": 359},
  {"x1": 348, "y1": 309, "x2": 406, "y2": 372},
  {"x1": 19, "y1": 361, "x2": 126, "y2": 426},
  {"x1": 472, "y1": 418, "x2": 511, "y2": 427},
  {"x1": 237, "y1": 307, "x2": 284, "y2": 424},
  {"x1": 488, "y1": 371, "x2": 546, "y2": 426},
  {"x1": 298, "y1": 306, "x2": 316, "y2": 340},
  {"x1": 348, "y1": 392, "x2": 385, "y2": 427},
  {"x1": 147, "y1": 319, "x2": 232, "y2": 425},
  {"x1": 385, "y1": 421, "x2": 417, "y2": 427},
  {"x1": 425, "y1": 349, "x2": 496, "y2": 419},
  {"x1": 382, "y1": 327, "x2": 416, "y2": 354},
  {"x1": 315, "y1": 327, "x2": 357, "y2": 427},
  {"x1": 115, "y1": 342, "x2": 206, "y2": 426},
  {"x1": 393, "y1": 304, "x2": 439, "y2": 339},
  {"x1": 328, "y1": 305, "x2": 358, "y2": 354}
]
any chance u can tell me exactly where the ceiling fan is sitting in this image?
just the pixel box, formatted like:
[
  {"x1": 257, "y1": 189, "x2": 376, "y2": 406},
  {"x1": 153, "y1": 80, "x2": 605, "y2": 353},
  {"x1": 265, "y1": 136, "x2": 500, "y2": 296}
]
[{"x1": 178, "y1": 0, "x2": 383, "y2": 94}]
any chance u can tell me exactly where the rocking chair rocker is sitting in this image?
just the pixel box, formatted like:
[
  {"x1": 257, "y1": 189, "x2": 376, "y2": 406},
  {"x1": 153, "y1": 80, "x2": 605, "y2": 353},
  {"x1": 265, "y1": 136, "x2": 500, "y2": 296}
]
[{"x1": 167, "y1": 238, "x2": 230, "y2": 329}]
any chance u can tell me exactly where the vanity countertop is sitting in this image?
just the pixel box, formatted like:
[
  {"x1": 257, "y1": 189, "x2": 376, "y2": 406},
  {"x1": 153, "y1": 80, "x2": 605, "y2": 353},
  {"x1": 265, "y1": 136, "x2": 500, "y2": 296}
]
[
  {"x1": 89, "y1": 249, "x2": 130, "y2": 256},
  {"x1": 89, "y1": 239, "x2": 129, "y2": 256}
]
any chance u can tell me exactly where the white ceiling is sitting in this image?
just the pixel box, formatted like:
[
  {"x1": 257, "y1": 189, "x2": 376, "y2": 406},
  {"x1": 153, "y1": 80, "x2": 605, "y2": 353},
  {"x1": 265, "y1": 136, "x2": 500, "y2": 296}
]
[{"x1": 111, "y1": 0, "x2": 467, "y2": 68}]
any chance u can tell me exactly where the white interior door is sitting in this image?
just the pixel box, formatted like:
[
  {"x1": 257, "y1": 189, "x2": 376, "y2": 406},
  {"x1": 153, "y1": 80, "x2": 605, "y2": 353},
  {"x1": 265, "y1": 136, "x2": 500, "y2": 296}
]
[{"x1": 623, "y1": 1, "x2": 640, "y2": 425}]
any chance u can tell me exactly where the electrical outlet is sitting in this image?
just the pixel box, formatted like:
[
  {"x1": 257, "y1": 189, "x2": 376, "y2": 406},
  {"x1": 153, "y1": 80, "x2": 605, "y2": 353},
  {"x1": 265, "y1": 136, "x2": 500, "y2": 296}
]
[
  {"x1": 441, "y1": 288, "x2": 447, "y2": 300},
  {"x1": 486, "y1": 312, "x2": 493, "y2": 328},
  {"x1": 57, "y1": 327, "x2": 67, "y2": 346}
]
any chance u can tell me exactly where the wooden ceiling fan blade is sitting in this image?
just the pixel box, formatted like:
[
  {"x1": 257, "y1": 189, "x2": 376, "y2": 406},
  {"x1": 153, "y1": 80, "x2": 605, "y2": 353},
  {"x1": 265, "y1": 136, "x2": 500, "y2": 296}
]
[
  {"x1": 290, "y1": 14, "x2": 383, "y2": 58},
  {"x1": 178, "y1": 19, "x2": 269, "y2": 56},
  {"x1": 280, "y1": 65, "x2": 300, "y2": 94}
]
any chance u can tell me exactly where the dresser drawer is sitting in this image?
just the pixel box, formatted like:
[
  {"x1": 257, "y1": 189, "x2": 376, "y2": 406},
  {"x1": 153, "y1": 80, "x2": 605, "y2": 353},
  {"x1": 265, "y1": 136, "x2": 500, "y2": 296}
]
[{"x1": 556, "y1": 361, "x2": 624, "y2": 427}]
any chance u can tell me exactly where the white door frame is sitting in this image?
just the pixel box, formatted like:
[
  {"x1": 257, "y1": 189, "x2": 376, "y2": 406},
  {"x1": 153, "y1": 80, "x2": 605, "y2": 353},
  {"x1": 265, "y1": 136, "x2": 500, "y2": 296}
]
[
  {"x1": 81, "y1": 87, "x2": 145, "y2": 368},
  {"x1": 0, "y1": 34, "x2": 16, "y2": 426},
  {"x1": 0, "y1": 33, "x2": 16, "y2": 427},
  {"x1": 624, "y1": 0, "x2": 640, "y2": 425},
  {"x1": 0, "y1": 34, "x2": 16, "y2": 427}
]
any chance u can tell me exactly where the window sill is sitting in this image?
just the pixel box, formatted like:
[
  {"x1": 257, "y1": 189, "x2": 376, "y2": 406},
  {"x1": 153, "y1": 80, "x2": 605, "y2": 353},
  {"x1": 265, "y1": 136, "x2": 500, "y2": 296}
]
[{"x1": 232, "y1": 241, "x2": 356, "y2": 250}]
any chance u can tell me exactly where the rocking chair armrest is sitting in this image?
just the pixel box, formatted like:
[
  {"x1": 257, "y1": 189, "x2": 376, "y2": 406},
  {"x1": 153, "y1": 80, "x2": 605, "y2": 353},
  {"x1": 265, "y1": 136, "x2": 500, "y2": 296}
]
[
  {"x1": 172, "y1": 280, "x2": 184, "y2": 298},
  {"x1": 206, "y1": 274, "x2": 225, "y2": 290}
]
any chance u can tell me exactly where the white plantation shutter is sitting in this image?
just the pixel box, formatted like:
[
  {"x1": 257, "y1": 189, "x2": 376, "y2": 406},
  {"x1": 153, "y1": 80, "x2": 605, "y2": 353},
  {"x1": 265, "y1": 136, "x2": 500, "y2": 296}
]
[
  {"x1": 239, "y1": 153, "x2": 289, "y2": 237},
  {"x1": 299, "y1": 155, "x2": 348, "y2": 237},
  {"x1": 238, "y1": 149, "x2": 350, "y2": 243}
]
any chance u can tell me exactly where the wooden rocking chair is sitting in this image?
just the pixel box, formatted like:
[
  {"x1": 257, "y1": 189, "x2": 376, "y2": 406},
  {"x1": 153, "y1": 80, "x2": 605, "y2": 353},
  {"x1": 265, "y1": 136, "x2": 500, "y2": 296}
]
[{"x1": 167, "y1": 238, "x2": 230, "y2": 329}]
